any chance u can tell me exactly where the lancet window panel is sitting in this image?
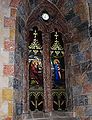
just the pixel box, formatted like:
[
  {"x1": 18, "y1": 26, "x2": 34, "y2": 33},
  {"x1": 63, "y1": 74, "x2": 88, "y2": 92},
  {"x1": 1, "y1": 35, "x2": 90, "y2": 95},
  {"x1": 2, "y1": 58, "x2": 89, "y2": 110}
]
[
  {"x1": 29, "y1": 27, "x2": 43, "y2": 89},
  {"x1": 51, "y1": 31, "x2": 65, "y2": 89},
  {"x1": 28, "y1": 27, "x2": 43, "y2": 111},
  {"x1": 29, "y1": 92, "x2": 43, "y2": 111},
  {"x1": 51, "y1": 30, "x2": 66, "y2": 111},
  {"x1": 52, "y1": 91, "x2": 66, "y2": 111}
]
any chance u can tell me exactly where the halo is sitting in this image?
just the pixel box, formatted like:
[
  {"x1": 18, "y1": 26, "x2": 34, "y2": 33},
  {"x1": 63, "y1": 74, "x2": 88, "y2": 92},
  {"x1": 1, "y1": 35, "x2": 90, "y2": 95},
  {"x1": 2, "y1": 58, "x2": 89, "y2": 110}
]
[{"x1": 54, "y1": 59, "x2": 60, "y2": 64}]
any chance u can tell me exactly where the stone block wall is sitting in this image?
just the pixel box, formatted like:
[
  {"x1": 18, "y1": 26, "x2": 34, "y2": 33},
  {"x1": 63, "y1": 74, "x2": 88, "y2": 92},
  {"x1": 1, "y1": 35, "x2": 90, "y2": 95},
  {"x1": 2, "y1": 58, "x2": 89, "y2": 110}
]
[
  {"x1": 66, "y1": 39, "x2": 92, "y2": 120},
  {"x1": 0, "y1": 1, "x2": 15, "y2": 120},
  {"x1": 13, "y1": 2, "x2": 28, "y2": 119},
  {"x1": 0, "y1": 0, "x2": 31, "y2": 119},
  {"x1": 0, "y1": 0, "x2": 28, "y2": 119},
  {"x1": 0, "y1": 0, "x2": 92, "y2": 120},
  {"x1": 60, "y1": 0, "x2": 92, "y2": 120}
]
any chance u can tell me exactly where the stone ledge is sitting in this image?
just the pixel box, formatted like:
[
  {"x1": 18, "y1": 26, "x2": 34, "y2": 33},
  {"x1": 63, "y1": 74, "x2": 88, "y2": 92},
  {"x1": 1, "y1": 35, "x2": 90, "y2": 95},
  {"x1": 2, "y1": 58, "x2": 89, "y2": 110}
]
[{"x1": 25, "y1": 111, "x2": 76, "y2": 120}]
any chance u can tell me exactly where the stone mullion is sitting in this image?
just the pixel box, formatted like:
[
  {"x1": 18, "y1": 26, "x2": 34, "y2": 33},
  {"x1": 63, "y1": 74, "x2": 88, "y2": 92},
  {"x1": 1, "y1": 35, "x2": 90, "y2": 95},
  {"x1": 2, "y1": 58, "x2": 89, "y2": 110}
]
[
  {"x1": 64, "y1": 43, "x2": 73, "y2": 110},
  {"x1": 23, "y1": 54, "x2": 29, "y2": 113},
  {"x1": 42, "y1": 33, "x2": 52, "y2": 112}
]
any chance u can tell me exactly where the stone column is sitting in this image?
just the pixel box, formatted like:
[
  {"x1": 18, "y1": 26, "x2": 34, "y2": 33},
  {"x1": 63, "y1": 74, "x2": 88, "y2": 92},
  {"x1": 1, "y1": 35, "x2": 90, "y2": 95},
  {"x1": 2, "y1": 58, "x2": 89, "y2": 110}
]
[{"x1": 42, "y1": 33, "x2": 53, "y2": 112}]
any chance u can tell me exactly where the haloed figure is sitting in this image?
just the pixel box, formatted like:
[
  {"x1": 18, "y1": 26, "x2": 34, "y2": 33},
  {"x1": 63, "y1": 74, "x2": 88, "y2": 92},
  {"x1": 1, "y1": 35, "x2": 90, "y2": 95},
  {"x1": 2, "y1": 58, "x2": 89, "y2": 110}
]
[{"x1": 54, "y1": 59, "x2": 61, "y2": 86}]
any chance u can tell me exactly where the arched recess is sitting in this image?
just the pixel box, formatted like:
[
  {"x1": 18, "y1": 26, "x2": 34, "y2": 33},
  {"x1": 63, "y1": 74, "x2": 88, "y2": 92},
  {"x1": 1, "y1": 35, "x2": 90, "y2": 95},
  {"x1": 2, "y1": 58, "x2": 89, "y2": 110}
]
[
  {"x1": 11, "y1": 0, "x2": 92, "y2": 119},
  {"x1": 26, "y1": 0, "x2": 69, "y2": 33},
  {"x1": 24, "y1": 0, "x2": 72, "y2": 112}
]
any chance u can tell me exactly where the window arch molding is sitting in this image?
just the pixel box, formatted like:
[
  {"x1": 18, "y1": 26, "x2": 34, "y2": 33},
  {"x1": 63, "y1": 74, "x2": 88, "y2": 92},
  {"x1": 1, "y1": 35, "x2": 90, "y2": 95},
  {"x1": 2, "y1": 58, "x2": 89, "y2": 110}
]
[
  {"x1": 24, "y1": 0, "x2": 73, "y2": 112},
  {"x1": 25, "y1": 0, "x2": 69, "y2": 37}
]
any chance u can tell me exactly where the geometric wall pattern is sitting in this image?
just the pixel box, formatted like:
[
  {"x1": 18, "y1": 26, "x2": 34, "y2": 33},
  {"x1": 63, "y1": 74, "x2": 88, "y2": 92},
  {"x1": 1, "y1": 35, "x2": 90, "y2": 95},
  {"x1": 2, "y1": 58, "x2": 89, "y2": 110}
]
[{"x1": 0, "y1": 0, "x2": 92, "y2": 120}]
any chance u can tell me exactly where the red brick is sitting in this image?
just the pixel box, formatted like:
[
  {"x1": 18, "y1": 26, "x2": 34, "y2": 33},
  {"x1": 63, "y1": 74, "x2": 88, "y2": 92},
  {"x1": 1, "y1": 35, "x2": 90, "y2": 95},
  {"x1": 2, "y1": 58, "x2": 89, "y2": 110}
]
[
  {"x1": 80, "y1": 117, "x2": 90, "y2": 120},
  {"x1": 83, "y1": 84, "x2": 92, "y2": 93},
  {"x1": 5, "y1": 117, "x2": 12, "y2": 120},
  {"x1": 11, "y1": 8, "x2": 17, "y2": 17},
  {"x1": 85, "y1": 50, "x2": 91, "y2": 60},
  {"x1": 3, "y1": 65, "x2": 14, "y2": 76},
  {"x1": 4, "y1": 40, "x2": 15, "y2": 51},
  {"x1": 10, "y1": 0, "x2": 20, "y2": 7},
  {"x1": 4, "y1": 17, "x2": 15, "y2": 28}
]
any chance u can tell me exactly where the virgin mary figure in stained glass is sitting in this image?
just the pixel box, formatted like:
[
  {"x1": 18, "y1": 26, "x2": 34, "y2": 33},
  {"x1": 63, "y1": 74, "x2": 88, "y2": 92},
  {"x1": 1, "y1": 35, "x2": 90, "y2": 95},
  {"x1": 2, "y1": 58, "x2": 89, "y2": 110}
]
[
  {"x1": 51, "y1": 31, "x2": 65, "y2": 88},
  {"x1": 53, "y1": 59, "x2": 61, "y2": 86}
]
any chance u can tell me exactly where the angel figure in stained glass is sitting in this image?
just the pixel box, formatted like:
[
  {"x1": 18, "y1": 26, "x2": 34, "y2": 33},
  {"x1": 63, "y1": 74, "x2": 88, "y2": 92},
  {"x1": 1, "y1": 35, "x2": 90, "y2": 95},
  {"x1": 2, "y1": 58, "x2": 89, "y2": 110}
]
[{"x1": 30, "y1": 59, "x2": 43, "y2": 86}]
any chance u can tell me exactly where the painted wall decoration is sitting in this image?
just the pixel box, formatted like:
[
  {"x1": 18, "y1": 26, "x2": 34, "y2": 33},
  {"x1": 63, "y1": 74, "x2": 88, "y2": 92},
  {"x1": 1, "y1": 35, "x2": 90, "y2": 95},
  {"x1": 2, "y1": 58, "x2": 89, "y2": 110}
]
[
  {"x1": 16, "y1": 102, "x2": 23, "y2": 115},
  {"x1": 64, "y1": 0, "x2": 75, "y2": 11},
  {"x1": 13, "y1": 78, "x2": 22, "y2": 90}
]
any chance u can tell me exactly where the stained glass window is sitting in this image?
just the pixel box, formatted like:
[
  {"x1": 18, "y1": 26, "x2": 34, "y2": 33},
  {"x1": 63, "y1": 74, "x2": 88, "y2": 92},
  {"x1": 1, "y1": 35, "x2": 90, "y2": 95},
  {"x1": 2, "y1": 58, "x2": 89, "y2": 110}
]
[
  {"x1": 51, "y1": 31, "x2": 65, "y2": 89},
  {"x1": 29, "y1": 27, "x2": 43, "y2": 88},
  {"x1": 51, "y1": 30, "x2": 66, "y2": 110},
  {"x1": 29, "y1": 27, "x2": 43, "y2": 111},
  {"x1": 29, "y1": 27, "x2": 66, "y2": 111}
]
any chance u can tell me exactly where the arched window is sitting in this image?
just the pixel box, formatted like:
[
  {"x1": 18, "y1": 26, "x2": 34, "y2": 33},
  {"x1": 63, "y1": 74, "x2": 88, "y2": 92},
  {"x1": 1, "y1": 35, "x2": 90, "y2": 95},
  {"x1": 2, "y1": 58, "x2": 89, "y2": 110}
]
[
  {"x1": 28, "y1": 28, "x2": 66, "y2": 111},
  {"x1": 51, "y1": 30, "x2": 66, "y2": 110},
  {"x1": 29, "y1": 27, "x2": 43, "y2": 111}
]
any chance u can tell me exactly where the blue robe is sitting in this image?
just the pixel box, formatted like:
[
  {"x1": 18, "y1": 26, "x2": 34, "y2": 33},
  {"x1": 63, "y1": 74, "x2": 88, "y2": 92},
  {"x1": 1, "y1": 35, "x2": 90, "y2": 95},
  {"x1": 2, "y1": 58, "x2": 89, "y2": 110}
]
[{"x1": 54, "y1": 64, "x2": 61, "y2": 85}]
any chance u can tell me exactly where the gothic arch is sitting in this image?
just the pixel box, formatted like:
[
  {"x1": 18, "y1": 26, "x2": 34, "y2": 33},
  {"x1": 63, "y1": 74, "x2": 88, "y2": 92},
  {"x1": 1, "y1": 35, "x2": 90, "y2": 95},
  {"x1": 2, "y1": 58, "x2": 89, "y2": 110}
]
[
  {"x1": 14, "y1": 0, "x2": 74, "y2": 114},
  {"x1": 14, "y1": 0, "x2": 90, "y2": 115},
  {"x1": 24, "y1": 0, "x2": 73, "y2": 112},
  {"x1": 26, "y1": 0, "x2": 69, "y2": 34},
  {"x1": 7, "y1": 0, "x2": 92, "y2": 119}
]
